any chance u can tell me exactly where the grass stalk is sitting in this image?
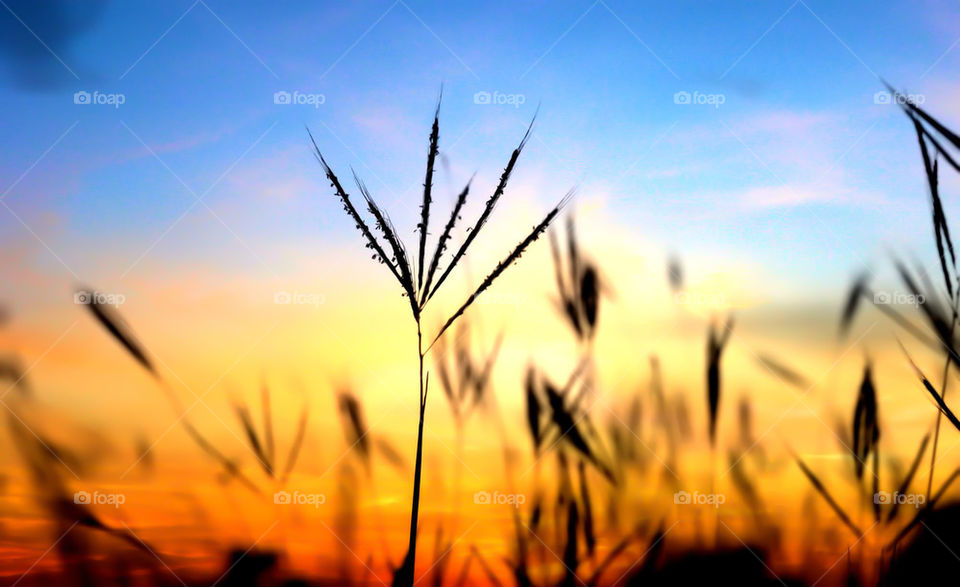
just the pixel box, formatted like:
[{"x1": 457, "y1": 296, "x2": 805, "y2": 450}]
[{"x1": 926, "y1": 293, "x2": 959, "y2": 500}]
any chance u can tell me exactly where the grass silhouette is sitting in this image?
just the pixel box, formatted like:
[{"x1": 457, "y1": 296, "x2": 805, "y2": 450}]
[{"x1": 6, "y1": 86, "x2": 960, "y2": 585}]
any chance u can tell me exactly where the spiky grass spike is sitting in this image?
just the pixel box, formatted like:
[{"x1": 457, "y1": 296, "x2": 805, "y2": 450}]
[
  {"x1": 233, "y1": 399, "x2": 273, "y2": 477},
  {"x1": 426, "y1": 113, "x2": 538, "y2": 302},
  {"x1": 852, "y1": 363, "x2": 879, "y2": 480},
  {"x1": 914, "y1": 121, "x2": 956, "y2": 299},
  {"x1": 353, "y1": 172, "x2": 420, "y2": 319},
  {"x1": 756, "y1": 353, "x2": 810, "y2": 390},
  {"x1": 887, "y1": 432, "x2": 930, "y2": 523},
  {"x1": 899, "y1": 340, "x2": 960, "y2": 431},
  {"x1": 80, "y1": 289, "x2": 156, "y2": 377},
  {"x1": 421, "y1": 177, "x2": 472, "y2": 307},
  {"x1": 430, "y1": 190, "x2": 572, "y2": 348},
  {"x1": 417, "y1": 89, "x2": 442, "y2": 291},
  {"x1": 707, "y1": 316, "x2": 734, "y2": 446},
  {"x1": 839, "y1": 273, "x2": 869, "y2": 338},
  {"x1": 885, "y1": 81, "x2": 960, "y2": 157},
  {"x1": 261, "y1": 380, "x2": 275, "y2": 470},
  {"x1": 885, "y1": 82, "x2": 960, "y2": 172},
  {"x1": 791, "y1": 449, "x2": 864, "y2": 539},
  {"x1": 280, "y1": 400, "x2": 309, "y2": 483},
  {"x1": 308, "y1": 129, "x2": 404, "y2": 285}
]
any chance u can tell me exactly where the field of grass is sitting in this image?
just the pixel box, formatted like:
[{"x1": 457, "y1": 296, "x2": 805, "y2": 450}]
[{"x1": 3, "y1": 87, "x2": 960, "y2": 587}]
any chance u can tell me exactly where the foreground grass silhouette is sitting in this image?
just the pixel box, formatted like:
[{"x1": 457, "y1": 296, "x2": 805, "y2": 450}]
[
  {"x1": 309, "y1": 92, "x2": 570, "y2": 585},
  {"x1": 5, "y1": 85, "x2": 960, "y2": 585}
]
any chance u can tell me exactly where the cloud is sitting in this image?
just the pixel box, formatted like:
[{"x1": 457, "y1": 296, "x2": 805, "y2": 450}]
[
  {"x1": 0, "y1": 0, "x2": 109, "y2": 90},
  {"x1": 736, "y1": 184, "x2": 885, "y2": 209}
]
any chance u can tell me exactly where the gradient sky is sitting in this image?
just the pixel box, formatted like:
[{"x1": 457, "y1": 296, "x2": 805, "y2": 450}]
[
  {"x1": 1, "y1": 0, "x2": 959, "y2": 292},
  {"x1": 3, "y1": 4, "x2": 960, "y2": 577},
  {"x1": 1, "y1": 0, "x2": 960, "y2": 457}
]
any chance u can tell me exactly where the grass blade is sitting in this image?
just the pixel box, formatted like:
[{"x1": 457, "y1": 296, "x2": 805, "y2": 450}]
[
  {"x1": 913, "y1": 119, "x2": 956, "y2": 298},
  {"x1": 280, "y1": 400, "x2": 309, "y2": 483},
  {"x1": 261, "y1": 381, "x2": 275, "y2": 471},
  {"x1": 417, "y1": 91, "x2": 442, "y2": 291},
  {"x1": 430, "y1": 191, "x2": 572, "y2": 347},
  {"x1": 338, "y1": 391, "x2": 371, "y2": 468},
  {"x1": 839, "y1": 273, "x2": 869, "y2": 338},
  {"x1": 79, "y1": 288, "x2": 155, "y2": 377},
  {"x1": 563, "y1": 499, "x2": 580, "y2": 581},
  {"x1": 233, "y1": 398, "x2": 273, "y2": 477},
  {"x1": 354, "y1": 173, "x2": 419, "y2": 318},
  {"x1": 852, "y1": 363, "x2": 879, "y2": 480},
  {"x1": 308, "y1": 129, "x2": 405, "y2": 286},
  {"x1": 667, "y1": 255, "x2": 683, "y2": 292},
  {"x1": 376, "y1": 437, "x2": 406, "y2": 471},
  {"x1": 421, "y1": 177, "x2": 472, "y2": 307},
  {"x1": 426, "y1": 115, "x2": 538, "y2": 302},
  {"x1": 885, "y1": 82, "x2": 960, "y2": 153},
  {"x1": 899, "y1": 341, "x2": 960, "y2": 431},
  {"x1": 707, "y1": 317, "x2": 734, "y2": 446},
  {"x1": 525, "y1": 367, "x2": 542, "y2": 451},
  {"x1": 886, "y1": 432, "x2": 930, "y2": 523},
  {"x1": 578, "y1": 461, "x2": 596, "y2": 557},
  {"x1": 791, "y1": 450, "x2": 864, "y2": 539},
  {"x1": 756, "y1": 353, "x2": 811, "y2": 390}
]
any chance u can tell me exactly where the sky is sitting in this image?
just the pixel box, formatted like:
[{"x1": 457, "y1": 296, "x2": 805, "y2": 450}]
[
  {"x1": 2, "y1": 1, "x2": 960, "y2": 578},
  {"x1": 1, "y1": 0, "x2": 959, "y2": 296},
  {"x1": 0, "y1": 0, "x2": 955, "y2": 429},
  {"x1": 0, "y1": 0, "x2": 958, "y2": 409}
]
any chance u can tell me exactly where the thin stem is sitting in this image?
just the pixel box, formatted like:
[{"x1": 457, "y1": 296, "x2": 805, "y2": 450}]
[
  {"x1": 400, "y1": 321, "x2": 428, "y2": 586},
  {"x1": 927, "y1": 292, "x2": 959, "y2": 500}
]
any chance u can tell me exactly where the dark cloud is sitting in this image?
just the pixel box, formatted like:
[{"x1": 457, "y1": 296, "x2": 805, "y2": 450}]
[{"x1": 0, "y1": 0, "x2": 109, "y2": 90}]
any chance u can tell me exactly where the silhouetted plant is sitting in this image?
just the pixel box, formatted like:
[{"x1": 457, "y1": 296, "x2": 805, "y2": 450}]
[{"x1": 310, "y1": 93, "x2": 569, "y2": 585}]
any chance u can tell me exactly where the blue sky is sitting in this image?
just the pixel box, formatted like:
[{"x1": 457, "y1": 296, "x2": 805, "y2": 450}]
[{"x1": 1, "y1": 0, "x2": 959, "y2": 301}]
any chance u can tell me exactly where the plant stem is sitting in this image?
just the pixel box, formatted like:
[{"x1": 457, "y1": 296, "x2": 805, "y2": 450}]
[
  {"x1": 399, "y1": 321, "x2": 427, "y2": 586},
  {"x1": 927, "y1": 294, "x2": 959, "y2": 501}
]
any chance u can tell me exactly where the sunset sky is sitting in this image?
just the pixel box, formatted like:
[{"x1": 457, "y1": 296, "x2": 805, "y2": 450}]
[
  {"x1": 1, "y1": 0, "x2": 959, "y2": 289},
  {"x1": 2, "y1": 2, "x2": 960, "y2": 581},
  {"x1": 1, "y1": 0, "x2": 958, "y2": 450}
]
